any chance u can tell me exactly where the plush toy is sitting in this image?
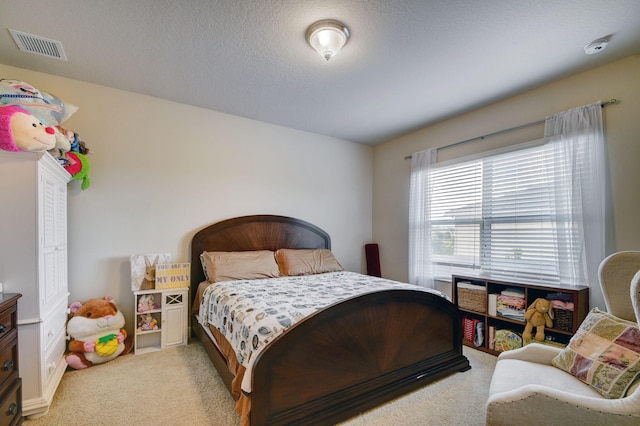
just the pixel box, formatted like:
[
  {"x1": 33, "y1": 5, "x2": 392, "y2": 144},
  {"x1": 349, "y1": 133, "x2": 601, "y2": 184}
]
[
  {"x1": 0, "y1": 79, "x2": 77, "y2": 127},
  {"x1": 48, "y1": 125, "x2": 74, "y2": 160},
  {"x1": 523, "y1": 298, "x2": 554, "y2": 341},
  {"x1": 51, "y1": 125, "x2": 91, "y2": 162},
  {"x1": 49, "y1": 124, "x2": 92, "y2": 189},
  {"x1": 137, "y1": 313, "x2": 158, "y2": 332},
  {"x1": 65, "y1": 151, "x2": 91, "y2": 190},
  {"x1": 137, "y1": 294, "x2": 158, "y2": 312},
  {"x1": 65, "y1": 297, "x2": 133, "y2": 369},
  {"x1": 68, "y1": 129, "x2": 90, "y2": 155},
  {"x1": 0, "y1": 79, "x2": 79, "y2": 152},
  {"x1": 0, "y1": 105, "x2": 56, "y2": 152}
]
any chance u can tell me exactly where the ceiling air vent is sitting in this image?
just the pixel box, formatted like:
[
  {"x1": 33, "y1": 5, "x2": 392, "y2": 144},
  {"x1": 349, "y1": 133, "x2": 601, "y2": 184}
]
[{"x1": 8, "y1": 29, "x2": 67, "y2": 61}]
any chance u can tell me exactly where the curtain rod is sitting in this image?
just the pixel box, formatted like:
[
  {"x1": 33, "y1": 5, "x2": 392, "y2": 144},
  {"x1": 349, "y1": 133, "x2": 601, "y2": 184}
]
[{"x1": 404, "y1": 99, "x2": 619, "y2": 160}]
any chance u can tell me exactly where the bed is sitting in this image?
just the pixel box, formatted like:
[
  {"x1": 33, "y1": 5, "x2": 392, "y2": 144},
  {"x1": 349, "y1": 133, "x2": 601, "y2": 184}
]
[{"x1": 190, "y1": 215, "x2": 470, "y2": 425}]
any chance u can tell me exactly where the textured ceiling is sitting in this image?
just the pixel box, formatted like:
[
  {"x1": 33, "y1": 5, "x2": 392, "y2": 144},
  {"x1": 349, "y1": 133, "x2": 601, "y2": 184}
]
[{"x1": 1, "y1": 0, "x2": 639, "y2": 145}]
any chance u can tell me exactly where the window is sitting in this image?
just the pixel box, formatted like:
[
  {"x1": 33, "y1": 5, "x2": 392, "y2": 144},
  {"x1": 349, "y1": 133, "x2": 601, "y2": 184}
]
[
  {"x1": 413, "y1": 140, "x2": 576, "y2": 285},
  {"x1": 410, "y1": 102, "x2": 606, "y2": 289}
]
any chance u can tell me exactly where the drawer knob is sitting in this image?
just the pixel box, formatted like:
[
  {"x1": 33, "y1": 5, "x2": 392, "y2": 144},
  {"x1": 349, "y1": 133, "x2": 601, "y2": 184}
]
[
  {"x1": 7, "y1": 403, "x2": 17, "y2": 416},
  {"x1": 2, "y1": 360, "x2": 12, "y2": 371},
  {"x1": 0, "y1": 325, "x2": 5, "y2": 333}
]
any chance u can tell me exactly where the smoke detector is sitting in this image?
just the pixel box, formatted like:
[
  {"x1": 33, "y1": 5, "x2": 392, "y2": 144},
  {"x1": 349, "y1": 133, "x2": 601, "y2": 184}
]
[
  {"x1": 8, "y1": 29, "x2": 68, "y2": 61},
  {"x1": 584, "y1": 38, "x2": 608, "y2": 55}
]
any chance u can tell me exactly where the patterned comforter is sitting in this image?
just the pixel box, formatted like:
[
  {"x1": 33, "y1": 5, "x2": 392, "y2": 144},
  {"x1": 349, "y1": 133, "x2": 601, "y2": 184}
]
[{"x1": 198, "y1": 271, "x2": 447, "y2": 392}]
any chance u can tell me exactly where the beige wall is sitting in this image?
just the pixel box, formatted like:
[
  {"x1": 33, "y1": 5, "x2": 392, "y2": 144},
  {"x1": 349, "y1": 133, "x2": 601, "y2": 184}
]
[
  {"x1": 2, "y1": 55, "x2": 638, "y2": 329},
  {"x1": 372, "y1": 55, "x2": 640, "y2": 310},
  {"x1": 0, "y1": 64, "x2": 373, "y2": 333}
]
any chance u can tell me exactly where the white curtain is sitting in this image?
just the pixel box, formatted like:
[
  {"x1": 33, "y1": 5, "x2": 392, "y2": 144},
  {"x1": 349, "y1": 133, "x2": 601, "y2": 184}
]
[
  {"x1": 408, "y1": 148, "x2": 437, "y2": 287},
  {"x1": 544, "y1": 101, "x2": 606, "y2": 287}
]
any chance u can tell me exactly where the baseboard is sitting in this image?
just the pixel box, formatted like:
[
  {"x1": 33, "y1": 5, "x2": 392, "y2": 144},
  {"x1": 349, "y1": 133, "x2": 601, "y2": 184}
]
[{"x1": 23, "y1": 357, "x2": 66, "y2": 419}]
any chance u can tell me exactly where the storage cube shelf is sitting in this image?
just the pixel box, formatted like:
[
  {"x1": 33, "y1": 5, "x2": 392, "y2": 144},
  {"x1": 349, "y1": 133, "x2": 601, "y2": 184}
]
[
  {"x1": 134, "y1": 288, "x2": 188, "y2": 355},
  {"x1": 452, "y1": 275, "x2": 589, "y2": 355}
]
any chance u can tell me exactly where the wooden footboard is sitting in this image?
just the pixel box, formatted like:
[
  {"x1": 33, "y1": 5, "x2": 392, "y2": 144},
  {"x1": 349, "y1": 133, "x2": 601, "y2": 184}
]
[{"x1": 250, "y1": 289, "x2": 469, "y2": 425}]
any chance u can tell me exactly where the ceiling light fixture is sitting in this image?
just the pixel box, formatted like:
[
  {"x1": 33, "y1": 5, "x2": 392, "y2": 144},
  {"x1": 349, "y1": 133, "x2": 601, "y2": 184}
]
[{"x1": 306, "y1": 20, "x2": 350, "y2": 61}]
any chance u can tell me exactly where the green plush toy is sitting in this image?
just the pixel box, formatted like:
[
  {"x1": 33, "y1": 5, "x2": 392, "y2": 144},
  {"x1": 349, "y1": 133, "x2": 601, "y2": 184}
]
[{"x1": 65, "y1": 151, "x2": 91, "y2": 190}]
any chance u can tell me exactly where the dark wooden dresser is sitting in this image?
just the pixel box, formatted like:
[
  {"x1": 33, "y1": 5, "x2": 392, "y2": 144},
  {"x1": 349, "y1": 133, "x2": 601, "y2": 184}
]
[{"x1": 0, "y1": 294, "x2": 22, "y2": 426}]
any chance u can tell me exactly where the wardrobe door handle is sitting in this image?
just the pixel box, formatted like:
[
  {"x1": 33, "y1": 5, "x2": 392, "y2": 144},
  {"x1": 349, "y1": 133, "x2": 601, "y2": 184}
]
[
  {"x1": 2, "y1": 360, "x2": 13, "y2": 371},
  {"x1": 0, "y1": 324, "x2": 6, "y2": 333}
]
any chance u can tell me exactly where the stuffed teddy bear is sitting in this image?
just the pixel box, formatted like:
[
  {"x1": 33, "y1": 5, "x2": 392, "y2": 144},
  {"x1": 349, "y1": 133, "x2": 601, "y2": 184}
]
[
  {"x1": 523, "y1": 297, "x2": 554, "y2": 341},
  {"x1": 65, "y1": 297, "x2": 133, "y2": 369},
  {"x1": 0, "y1": 105, "x2": 56, "y2": 152}
]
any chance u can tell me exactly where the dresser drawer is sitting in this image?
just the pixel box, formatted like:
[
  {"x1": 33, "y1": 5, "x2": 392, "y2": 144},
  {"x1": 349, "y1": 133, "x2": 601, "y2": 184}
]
[
  {"x1": 0, "y1": 377, "x2": 21, "y2": 426},
  {"x1": 42, "y1": 330, "x2": 66, "y2": 391},
  {"x1": 41, "y1": 299, "x2": 69, "y2": 354},
  {"x1": 0, "y1": 333, "x2": 18, "y2": 391},
  {"x1": 0, "y1": 303, "x2": 17, "y2": 344}
]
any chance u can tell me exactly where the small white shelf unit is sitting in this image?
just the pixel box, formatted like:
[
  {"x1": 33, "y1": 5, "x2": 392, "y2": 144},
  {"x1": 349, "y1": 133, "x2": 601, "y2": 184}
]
[{"x1": 133, "y1": 287, "x2": 189, "y2": 355}]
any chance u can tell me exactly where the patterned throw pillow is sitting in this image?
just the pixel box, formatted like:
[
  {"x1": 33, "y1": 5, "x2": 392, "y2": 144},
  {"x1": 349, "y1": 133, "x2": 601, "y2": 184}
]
[{"x1": 551, "y1": 308, "x2": 640, "y2": 399}]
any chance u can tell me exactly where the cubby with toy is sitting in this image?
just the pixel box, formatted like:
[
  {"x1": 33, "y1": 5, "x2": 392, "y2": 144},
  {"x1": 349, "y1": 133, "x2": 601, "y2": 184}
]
[{"x1": 453, "y1": 275, "x2": 590, "y2": 355}]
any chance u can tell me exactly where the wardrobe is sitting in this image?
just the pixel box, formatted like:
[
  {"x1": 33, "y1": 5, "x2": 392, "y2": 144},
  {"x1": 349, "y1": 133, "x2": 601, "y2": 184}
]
[{"x1": 0, "y1": 151, "x2": 70, "y2": 418}]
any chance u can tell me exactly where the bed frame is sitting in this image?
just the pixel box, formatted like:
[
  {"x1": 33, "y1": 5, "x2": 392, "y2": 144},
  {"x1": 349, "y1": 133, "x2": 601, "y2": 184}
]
[{"x1": 190, "y1": 215, "x2": 470, "y2": 425}]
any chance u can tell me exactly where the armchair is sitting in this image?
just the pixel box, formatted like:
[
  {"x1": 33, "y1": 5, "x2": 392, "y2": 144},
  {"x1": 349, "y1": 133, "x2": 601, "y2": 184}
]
[{"x1": 485, "y1": 251, "x2": 640, "y2": 425}]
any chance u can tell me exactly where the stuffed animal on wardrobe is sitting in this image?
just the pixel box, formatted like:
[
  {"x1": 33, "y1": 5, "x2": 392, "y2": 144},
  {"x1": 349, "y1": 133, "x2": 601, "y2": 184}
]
[
  {"x1": 0, "y1": 79, "x2": 79, "y2": 153},
  {"x1": 0, "y1": 79, "x2": 77, "y2": 126},
  {"x1": 65, "y1": 151, "x2": 91, "y2": 190},
  {"x1": 0, "y1": 105, "x2": 56, "y2": 152},
  {"x1": 65, "y1": 297, "x2": 133, "y2": 369}
]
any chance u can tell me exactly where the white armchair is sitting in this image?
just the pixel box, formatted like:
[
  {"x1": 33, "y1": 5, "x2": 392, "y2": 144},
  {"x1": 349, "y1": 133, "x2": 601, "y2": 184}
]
[{"x1": 485, "y1": 251, "x2": 640, "y2": 426}]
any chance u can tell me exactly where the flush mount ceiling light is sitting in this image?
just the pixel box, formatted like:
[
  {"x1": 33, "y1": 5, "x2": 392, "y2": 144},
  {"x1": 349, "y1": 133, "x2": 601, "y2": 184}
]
[
  {"x1": 584, "y1": 38, "x2": 608, "y2": 55},
  {"x1": 306, "y1": 19, "x2": 350, "y2": 61}
]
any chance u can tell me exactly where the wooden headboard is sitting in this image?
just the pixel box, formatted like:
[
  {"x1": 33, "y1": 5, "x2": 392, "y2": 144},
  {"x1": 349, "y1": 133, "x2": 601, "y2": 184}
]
[{"x1": 190, "y1": 215, "x2": 331, "y2": 302}]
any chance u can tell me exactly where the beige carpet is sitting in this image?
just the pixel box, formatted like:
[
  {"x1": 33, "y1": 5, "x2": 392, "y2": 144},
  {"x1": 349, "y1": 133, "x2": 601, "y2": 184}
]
[{"x1": 24, "y1": 340, "x2": 496, "y2": 426}]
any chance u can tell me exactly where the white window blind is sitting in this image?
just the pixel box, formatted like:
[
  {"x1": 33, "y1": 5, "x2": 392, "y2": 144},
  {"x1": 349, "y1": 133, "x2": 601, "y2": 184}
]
[
  {"x1": 411, "y1": 102, "x2": 606, "y2": 289},
  {"x1": 427, "y1": 141, "x2": 573, "y2": 285}
]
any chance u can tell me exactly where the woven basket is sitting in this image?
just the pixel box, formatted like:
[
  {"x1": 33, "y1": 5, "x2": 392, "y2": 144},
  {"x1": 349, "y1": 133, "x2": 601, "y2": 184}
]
[
  {"x1": 554, "y1": 308, "x2": 573, "y2": 331},
  {"x1": 458, "y1": 286, "x2": 487, "y2": 313}
]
